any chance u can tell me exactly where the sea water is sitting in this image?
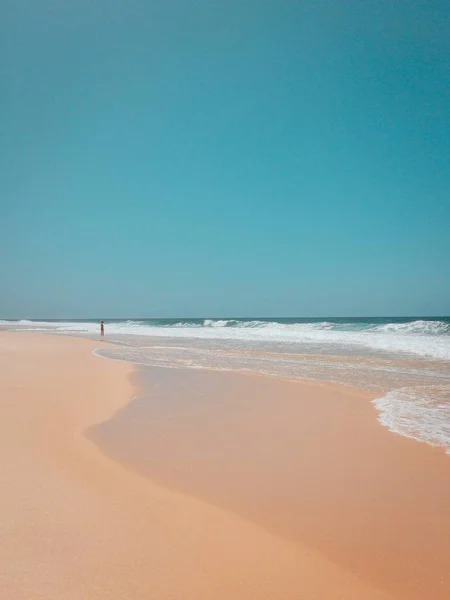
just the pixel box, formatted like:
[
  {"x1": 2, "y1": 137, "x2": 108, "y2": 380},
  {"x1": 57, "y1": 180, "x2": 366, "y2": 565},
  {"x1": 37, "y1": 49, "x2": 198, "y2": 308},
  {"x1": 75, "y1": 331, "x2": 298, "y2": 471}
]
[{"x1": 2, "y1": 316, "x2": 450, "y2": 454}]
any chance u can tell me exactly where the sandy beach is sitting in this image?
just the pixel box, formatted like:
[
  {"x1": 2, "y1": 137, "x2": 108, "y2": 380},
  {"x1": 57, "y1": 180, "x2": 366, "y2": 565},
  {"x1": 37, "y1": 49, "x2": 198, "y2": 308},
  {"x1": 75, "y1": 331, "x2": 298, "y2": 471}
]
[{"x1": 1, "y1": 332, "x2": 449, "y2": 599}]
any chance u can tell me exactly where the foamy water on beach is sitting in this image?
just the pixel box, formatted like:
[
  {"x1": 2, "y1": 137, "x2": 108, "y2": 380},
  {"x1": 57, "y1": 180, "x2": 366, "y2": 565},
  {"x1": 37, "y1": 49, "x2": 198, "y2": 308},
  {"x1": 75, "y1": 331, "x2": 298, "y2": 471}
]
[{"x1": 2, "y1": 317, "x2": 450, "y2": 453}]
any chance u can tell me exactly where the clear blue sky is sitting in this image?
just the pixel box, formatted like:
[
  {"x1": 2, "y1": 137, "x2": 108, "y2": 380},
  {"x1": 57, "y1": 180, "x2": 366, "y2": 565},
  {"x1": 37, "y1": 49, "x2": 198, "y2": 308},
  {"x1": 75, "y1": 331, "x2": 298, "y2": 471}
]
[{"x1": 1, "y1": 1, "x2": 449, "y2": 318}]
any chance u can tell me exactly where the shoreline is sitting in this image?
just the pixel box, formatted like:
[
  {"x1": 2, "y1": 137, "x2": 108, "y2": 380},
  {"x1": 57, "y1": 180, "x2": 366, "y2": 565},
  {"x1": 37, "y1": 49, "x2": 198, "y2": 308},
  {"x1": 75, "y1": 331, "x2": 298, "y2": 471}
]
[
  {"x1": 94, "y1": 339, "x2": 450, "y2": 457},
  {"x1": 88, "y1": 362, "x2": 450, "y2": 599},
  {"x1": 3, "y1": 319, "x2": 450, "y2": 456},
  {"x1": 1, "y1": 331, "x2": 449, "y2": 599}
]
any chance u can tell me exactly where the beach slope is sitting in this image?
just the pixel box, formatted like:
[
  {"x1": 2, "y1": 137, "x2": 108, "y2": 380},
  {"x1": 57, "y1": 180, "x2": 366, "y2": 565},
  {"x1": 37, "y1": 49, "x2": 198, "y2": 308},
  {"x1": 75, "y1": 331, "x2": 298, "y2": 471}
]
[{"x1": 0, "y1": 332, "x2": 429, "y2": 599}]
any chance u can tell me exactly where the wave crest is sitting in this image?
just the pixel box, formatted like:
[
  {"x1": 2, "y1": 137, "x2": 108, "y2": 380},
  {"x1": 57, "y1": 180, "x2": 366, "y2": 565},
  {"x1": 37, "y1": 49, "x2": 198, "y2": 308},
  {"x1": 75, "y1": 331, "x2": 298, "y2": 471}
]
[{"x1": 370, "y1": 320, "x2": 449, "y2": 335}]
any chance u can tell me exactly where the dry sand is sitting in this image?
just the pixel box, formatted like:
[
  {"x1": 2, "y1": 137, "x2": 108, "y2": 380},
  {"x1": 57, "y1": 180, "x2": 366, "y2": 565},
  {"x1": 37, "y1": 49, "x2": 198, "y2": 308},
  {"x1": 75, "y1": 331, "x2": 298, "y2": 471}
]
[{"x1": 0, "y1": 332, "x2": 448, "y2": 599}]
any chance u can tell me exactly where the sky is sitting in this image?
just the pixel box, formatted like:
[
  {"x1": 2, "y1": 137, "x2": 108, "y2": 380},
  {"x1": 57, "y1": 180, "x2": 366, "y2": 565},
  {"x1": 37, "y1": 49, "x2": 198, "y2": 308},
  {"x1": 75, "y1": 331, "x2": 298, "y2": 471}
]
[{"x1": 1, "y1": 0, "x2": 449, "y2": 318}]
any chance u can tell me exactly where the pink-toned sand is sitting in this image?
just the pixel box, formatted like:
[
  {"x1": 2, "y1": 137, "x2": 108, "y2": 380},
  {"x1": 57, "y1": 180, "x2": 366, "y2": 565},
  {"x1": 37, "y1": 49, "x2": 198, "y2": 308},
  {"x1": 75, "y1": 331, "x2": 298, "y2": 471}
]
[
  {"x1": 89, "y1": 366, "x2": 450, "y2": 600},
  {"x1": 0, "y1": 332, "x2": 448, "y2": 599}
]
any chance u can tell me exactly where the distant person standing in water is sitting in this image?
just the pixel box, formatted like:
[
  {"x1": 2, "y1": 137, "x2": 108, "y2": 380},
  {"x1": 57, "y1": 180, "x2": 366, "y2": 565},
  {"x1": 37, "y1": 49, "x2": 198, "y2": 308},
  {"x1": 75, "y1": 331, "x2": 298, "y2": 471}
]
[{"x1": 100, "y1": 321, "x2": 105, "y2": 338}]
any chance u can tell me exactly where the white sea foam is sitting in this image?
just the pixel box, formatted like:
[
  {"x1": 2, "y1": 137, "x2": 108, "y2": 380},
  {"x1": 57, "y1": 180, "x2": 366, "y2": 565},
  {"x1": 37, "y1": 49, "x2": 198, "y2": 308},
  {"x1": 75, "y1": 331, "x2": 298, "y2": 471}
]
[{"x1": 373, "y1": 385, "x2": 450, "y2": 454}]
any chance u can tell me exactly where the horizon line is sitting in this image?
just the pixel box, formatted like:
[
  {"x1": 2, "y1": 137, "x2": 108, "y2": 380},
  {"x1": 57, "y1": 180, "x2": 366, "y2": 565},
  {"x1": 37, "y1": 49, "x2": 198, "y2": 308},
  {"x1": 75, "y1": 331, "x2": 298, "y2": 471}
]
[{"x1": 2, "y1": 315, "x2": 449, "y2": 321}]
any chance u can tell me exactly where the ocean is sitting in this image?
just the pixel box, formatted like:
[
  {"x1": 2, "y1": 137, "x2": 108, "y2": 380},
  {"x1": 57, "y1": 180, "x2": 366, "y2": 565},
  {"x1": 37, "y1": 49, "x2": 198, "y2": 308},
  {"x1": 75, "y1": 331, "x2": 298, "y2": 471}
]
[{"x1": 2, "y1": 316, "x2": 450, "y2": 454}]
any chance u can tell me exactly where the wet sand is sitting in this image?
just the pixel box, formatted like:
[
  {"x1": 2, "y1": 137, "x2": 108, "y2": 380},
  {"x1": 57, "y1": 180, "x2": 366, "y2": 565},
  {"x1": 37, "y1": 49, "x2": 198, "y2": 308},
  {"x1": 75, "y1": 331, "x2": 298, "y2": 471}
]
[
  {"x1": 1, "y1": 332, "x2": 448, "y2": 598},
  {"x1": 89, "y1": 366, "x2": 450, "y2": 599}
]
